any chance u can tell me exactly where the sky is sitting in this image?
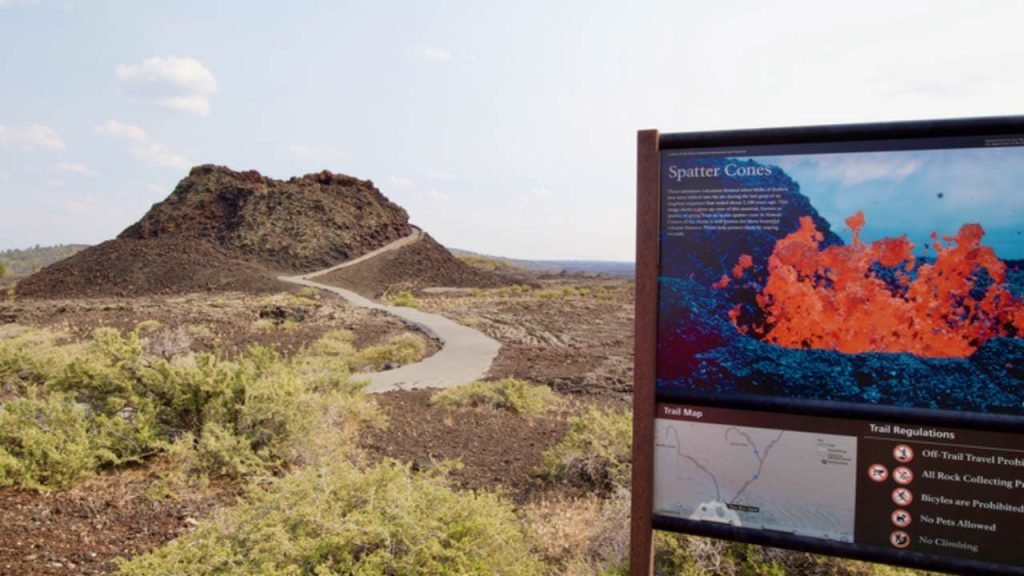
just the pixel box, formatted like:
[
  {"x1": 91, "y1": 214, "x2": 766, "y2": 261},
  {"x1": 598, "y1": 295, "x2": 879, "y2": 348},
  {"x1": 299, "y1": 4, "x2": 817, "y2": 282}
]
[
  {"x1": 761, "y1": 146, "x2": 1024, "y2": 260},
  {"x1": 2, "y1": 0, "x2": 1024, "y2": 261}
]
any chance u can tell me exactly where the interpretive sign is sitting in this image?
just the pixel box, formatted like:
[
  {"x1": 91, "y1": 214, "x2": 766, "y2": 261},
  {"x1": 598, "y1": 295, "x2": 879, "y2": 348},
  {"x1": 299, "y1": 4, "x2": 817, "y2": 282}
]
[{"x1": 631, "y1": 117, "x2": 1024, "y2": 576}]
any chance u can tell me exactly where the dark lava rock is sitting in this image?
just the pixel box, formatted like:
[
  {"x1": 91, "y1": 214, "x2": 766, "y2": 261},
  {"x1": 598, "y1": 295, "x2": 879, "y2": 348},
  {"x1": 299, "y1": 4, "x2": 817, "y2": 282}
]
[{"x1": 120, "y1": 165, "x2": 412, "y2": 272}]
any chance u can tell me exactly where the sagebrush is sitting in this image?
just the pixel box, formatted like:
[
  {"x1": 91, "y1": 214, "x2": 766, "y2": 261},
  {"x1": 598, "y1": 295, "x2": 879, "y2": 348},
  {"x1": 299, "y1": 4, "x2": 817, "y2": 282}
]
[{"x1": 431, "y1": 377, "x2": 560, "y2": 415}]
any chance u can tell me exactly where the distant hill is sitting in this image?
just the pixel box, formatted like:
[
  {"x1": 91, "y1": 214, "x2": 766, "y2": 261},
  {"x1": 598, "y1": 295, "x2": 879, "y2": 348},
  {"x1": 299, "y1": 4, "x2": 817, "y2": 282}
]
[
  {"x1": 0, "y1": 244, "x2": 88, "y2": 276},
  {"x1": 451, "y1": 248, "x2": 635, "y2": 277}
]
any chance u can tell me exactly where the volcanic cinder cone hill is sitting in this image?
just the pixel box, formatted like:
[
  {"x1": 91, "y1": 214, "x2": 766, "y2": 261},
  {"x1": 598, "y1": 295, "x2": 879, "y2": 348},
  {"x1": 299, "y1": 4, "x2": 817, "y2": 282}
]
[{"x1": 19, "y1": 165, "x2": 505, "y2": 299}]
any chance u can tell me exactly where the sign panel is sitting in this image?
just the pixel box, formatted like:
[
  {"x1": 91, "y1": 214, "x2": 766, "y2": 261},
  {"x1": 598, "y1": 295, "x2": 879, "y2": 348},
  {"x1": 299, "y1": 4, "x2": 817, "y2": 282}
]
[
  {"x1": 654, "y1": 403, "x2": 1024, "y2": 567},
  {"x1": 657, "y1": 132, "x2": 1024, "y2": 417},
  {"x1": 635, "y1": 117, "x2": 1024, "y2": 576}
]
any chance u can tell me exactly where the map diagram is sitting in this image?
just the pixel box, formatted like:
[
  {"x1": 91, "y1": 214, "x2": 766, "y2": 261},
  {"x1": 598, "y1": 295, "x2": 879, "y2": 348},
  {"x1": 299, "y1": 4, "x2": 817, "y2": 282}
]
[{"x1": 654, "y1": 418, "x2": 857, "y2": 542}]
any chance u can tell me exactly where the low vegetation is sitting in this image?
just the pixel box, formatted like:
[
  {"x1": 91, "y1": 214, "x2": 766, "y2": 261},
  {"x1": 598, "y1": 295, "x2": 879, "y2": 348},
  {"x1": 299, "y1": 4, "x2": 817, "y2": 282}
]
[
  {"x1": 387, "y1": 290, "x2": 420, "y2": 308},
  {"x1": 431, "y1": 377, "x2": 561, "y2": 415},
  {"x1": 0, "y1": 324, "x2": 382, "y2": 490},
  {"x1": 465, "y1": 283, "x2": 628, "y2": 300},
  {"x1": 118, "y1": 459, "x2": 545, "y2": 576},
  {"x1": 312, "y1": 329, "x2": 426, "y2": 372},
  {"x1": 543, "y1": 405, "x2": 633, "y2": 492}
]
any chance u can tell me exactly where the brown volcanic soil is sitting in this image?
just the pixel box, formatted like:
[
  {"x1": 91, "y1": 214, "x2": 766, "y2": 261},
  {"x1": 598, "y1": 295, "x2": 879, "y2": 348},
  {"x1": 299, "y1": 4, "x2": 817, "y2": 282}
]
[
  {"x1": 16, "y1": 238, "x2": 286, "y2": 299},
  {"x1": 0, "y1": 466, "x2": 238, "y2": 576},
  {"x1": 313, "y1": 234, "x2": 512, "y2": 298},
  {"x1": 419, "y1": 275, "x2": 636, "y2": 399},
  {"x1": 360, "y1": 389, "x2": 572, "y2": 504}
]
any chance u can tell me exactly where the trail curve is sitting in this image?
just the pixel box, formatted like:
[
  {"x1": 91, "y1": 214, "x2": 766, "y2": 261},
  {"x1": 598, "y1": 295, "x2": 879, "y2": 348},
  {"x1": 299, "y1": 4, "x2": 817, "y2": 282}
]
[{"x1": 278, "y1": 228, "x2": 501, "y2": 393}]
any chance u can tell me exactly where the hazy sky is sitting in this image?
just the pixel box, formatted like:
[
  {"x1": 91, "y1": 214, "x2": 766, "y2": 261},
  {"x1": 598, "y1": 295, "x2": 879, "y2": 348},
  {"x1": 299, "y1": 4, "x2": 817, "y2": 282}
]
[
  {"x1": 2, "y1": 1, "x2": 1024, "y2": 260},
  {"x1": 763, "y1": 147, "x2": 1024, "y2": 259}
]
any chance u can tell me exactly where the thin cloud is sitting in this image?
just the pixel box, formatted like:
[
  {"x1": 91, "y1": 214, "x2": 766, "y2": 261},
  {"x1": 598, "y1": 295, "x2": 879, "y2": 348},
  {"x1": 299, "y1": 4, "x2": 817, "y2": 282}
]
[
  {"x1": 131, "y1": 142, "x2": 190, "y2": 170},
  {"x1": 427, "y1": 171, "x2": 457, "y2": 181},
  {"x1": 116, "y1": 56, "x2": 218, "y2": 116},
  {"x1": 788, "y1": 155, "x2": 923, "y2": 186},
  {"x1": 0, "y1": 0, "x2": 41, "y2": 7},
  {"x1": 63, "y1": 199, "x2": 88, "y2": 213},
  {"x1": 46, "y1": 179, "x2": 67, "y2": 188},
  {"x1": 510, "y1": 187, "x2": 555, "y2": 209},
  {"x1": 388, "y1": 176, "x2": 414, "y2": 188},
  {"x1": 62, "y1": 194, "x2": 108, "y2": 214},
  {"x1": 282, "y1": 143, "x2": 346, "y2": 164},
  {"x1": 51, "y1": 161, "x2": 96, "y2": 176},
  {"x1": 95, "y1": 120, "x2": 147, "y2": 142},
  {"x1": 96, "y1": 119, "x2": 190, "y2": 170},
  {"x1": 411, "y1": 45, "x2": 452, "y2": 63},
  {"x1": 0, "y1": 124, "x2": 65, "y2": 151},
  {"x1": 414, "y1": 189, "x2": 450, "y2": 203}
]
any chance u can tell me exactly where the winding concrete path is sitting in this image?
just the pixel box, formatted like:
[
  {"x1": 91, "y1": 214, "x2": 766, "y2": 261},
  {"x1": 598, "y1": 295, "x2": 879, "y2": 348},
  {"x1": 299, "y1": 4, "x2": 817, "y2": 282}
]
[{"x1": 278, "y1": 229, "x2": 501, "y2": 393}]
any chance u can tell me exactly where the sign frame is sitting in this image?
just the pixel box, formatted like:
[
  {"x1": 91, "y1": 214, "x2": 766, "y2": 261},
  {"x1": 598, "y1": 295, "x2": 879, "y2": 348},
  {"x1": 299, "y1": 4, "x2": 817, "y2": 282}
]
[{"x1": 632, "y1": 117, "x2": 1024, "y2": 576}]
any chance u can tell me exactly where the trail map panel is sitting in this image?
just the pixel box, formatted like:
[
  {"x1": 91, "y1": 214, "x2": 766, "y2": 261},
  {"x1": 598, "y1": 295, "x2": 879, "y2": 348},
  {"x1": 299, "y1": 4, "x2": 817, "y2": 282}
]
[{"x1": 653, "y1": 411, "x2": 856, "y2": 541}]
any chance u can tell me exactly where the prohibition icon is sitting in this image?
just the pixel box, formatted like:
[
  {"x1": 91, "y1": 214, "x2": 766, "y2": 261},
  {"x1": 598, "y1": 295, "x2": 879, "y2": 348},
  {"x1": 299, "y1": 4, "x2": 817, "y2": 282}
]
[
  {"x1": 893, "y1": 444, "x2": 914, "y2": 464},
  {"x1": 891, "y1": 509, "x2": 912, "y2": 528},
  {"x1": 868, "y1": 464, "x2": 889, "y2": 482},
  {"x1": 893, "y1": 466, "x2": 914, "y2": 486},
  {"x1": 890, "y1": 530, "x2": 911, "y2": 549},
  {"x1": 892, "y1": 487, "x2": 914, "y2": 506}
]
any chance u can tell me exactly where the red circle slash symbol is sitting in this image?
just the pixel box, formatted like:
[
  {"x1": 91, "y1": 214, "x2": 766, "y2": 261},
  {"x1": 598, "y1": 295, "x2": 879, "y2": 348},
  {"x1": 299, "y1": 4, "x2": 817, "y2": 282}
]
[
  {"x1": 892, "y1": 488, "x2": 913, "y2": 506},
  {"x1": 891, "y1": 509, "x2": 912, "y2": 528},
  {"x1": 868, "y1": 464, "x2": 889, "y2": 483},
  {"x1": 890, "y1": 530, "x2": 911, "y2": 549},
  {"x1": 893, "y1": 444, "x2": 914, "y2": 463}
]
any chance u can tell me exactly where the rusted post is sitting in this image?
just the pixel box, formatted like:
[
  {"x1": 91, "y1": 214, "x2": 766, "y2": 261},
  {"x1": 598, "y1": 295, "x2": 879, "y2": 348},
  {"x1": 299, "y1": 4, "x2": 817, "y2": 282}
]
[{"x1": 630, "y1": 129, "x2": 660, "y2": 576}]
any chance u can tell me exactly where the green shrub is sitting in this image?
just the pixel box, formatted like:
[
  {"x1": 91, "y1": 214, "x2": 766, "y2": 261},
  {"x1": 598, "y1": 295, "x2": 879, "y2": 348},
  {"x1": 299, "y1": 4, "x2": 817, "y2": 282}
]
[
  {"x1": 0, "y1": 390, "x2": 99, "y2": 489},
  {"x1": 496, "y1": 284, "x2": 532, "y2": 297},
  {"x1": 0, "y1": 326, "x2": 376, "y2": 489},
  {"x1": 0, "y1": 324, "x2": 83, "y2": 386},
  {"x1": 312, "y1": 329, "x2": 357, "y2": 357},
  {"x1": 141, "y1": 346, "x2": 336, "y2": 479},
  {"x1": 347, "y1": 333, "x2": 427, "y2": 372},
  {"x1": 388, "y1": 290, "x2": 420, "y2": 308},
  {"x1": 542, "y1": 406, "x2": 632, "y2": 492},
  {"x1": 524, "y1": 492, "x2": 630, "y2": 576},
  {"x1": 432, "y1": 378, "x2": 561, "y2": 415},
  {"x1": 295, "y1": 286, "x2": 321, "y2": 301},
  {"x1": 117, "y1": 459, "x2": 544, "y2": 576}
]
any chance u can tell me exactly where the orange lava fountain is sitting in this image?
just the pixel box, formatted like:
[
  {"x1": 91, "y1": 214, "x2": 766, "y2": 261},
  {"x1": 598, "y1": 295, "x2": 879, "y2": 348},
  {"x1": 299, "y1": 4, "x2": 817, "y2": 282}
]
[{"x1": 724, "y1": 212, "x2": 1024, "y2": 357}]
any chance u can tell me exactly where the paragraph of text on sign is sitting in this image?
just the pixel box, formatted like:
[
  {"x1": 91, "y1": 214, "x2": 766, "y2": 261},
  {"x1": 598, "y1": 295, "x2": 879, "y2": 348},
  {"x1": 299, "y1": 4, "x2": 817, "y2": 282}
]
[{"x1": 664, "y1": 187, "x2": 788, "y2": 236}]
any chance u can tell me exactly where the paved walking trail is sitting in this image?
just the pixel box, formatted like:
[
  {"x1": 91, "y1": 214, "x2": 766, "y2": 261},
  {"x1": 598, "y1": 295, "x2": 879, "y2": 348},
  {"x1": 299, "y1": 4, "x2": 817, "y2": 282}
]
[{"x1": 278, "y1": 229, "x2": 501, "y2": 393}]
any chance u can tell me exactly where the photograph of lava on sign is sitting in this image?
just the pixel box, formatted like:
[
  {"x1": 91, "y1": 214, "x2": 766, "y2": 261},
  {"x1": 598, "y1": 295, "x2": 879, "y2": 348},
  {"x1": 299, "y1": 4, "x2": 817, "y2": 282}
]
[{"x1": 657, "y1": 145, "x2": 1024, "y2": 415}]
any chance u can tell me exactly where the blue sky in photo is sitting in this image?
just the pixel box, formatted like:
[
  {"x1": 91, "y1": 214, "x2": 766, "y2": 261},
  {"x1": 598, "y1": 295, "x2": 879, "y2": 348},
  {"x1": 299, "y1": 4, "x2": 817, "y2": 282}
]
[{"x1": 757, "y1": 147, "x2": 1024, "y2": 260}]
